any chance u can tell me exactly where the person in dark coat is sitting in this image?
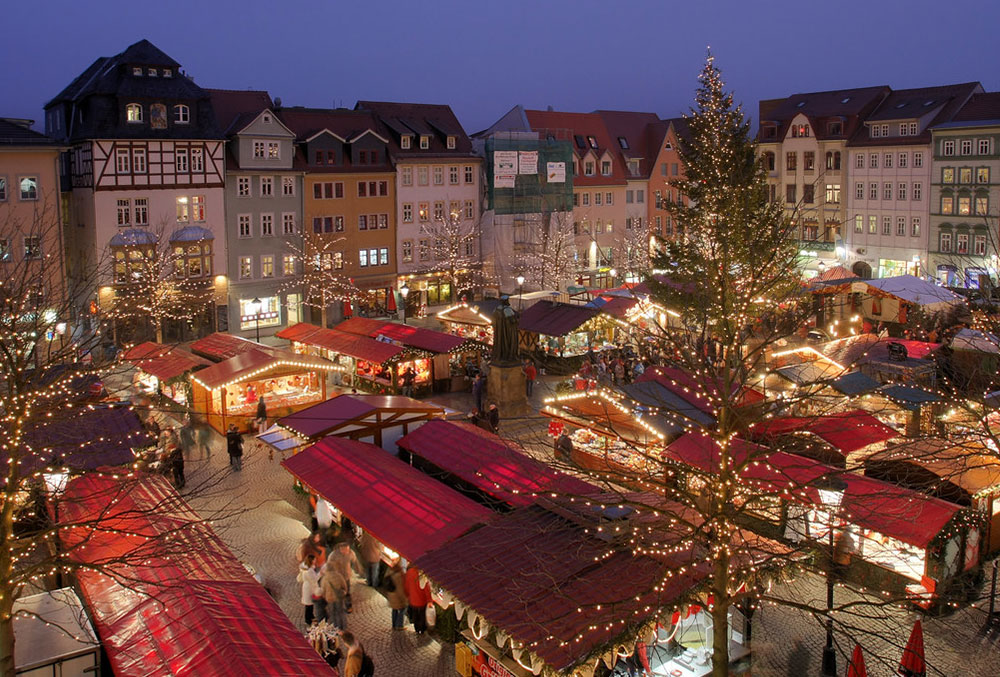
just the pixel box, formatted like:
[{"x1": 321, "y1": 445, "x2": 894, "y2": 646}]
[
  {"x1": 487, "y1": 403, "x2": 500, "y2": 435},
  {"x1": 472, "y1": 373, "x2": 485, "y2": 413},
  {"x1": 226, "y1": 424, "x2": 244, "y2": 471},
  {"x1": 167, "y1": 437, "x2": 185, "y2": 489},
  {"x1": 401, "y1": 366, "x2": 416, "y2": 397},
  {"x1": 255, "y1": 396, "x2": 268, "y2": 434}
]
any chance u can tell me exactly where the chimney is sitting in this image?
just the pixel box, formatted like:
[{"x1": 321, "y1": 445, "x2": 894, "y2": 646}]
[
  {"x1": 274, "y1": 97, "x2": 282, "y2": 108},
  {"x1": 547, "y1": 105, "x2": 554, "y2": 111}
]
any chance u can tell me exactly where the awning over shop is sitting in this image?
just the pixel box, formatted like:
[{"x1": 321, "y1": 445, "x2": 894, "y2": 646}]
[
  {"x1": 190, "y1": 348, "x2": 338, "y2": 391},
  {"x1": 868, "y1": 438, "x2": 1000, "y2": 500},
  {"x1": 775, "y1": 360, "x2": 843, "y2": 386},
  {"x1": 748, "y1": 410, "x2": 898, "y2": 454},
  {"x1": 278, "y1": 322, "x2": 406, "y2": 364},
  {"x1": 21, "y1": 404, "x2": 153, "y2": 473},
  {"x1": 435, "y1": 301, "x2": 496, "y2": 327},
  {"x1": 830, "y1": 371, "x2": 881, "y2": 396},
  {"x1": 190, "y1": 332, "x2": 262, "y2": 361},
  {"x1": 282, "y1": 437, "x2": 492, "y2": 563},
  {"x1": 542, "y1": 390, "x2": 681, "y2": 442},
  {"x1": 518, "y1": 299, "x2": 601, "y2": 336},
  {"x1": 60, "y1": 475, "x2": 334, "y2": 676},
  {"x1": 621, "y1": 381, "x2": 717, "y2": 428},
  {"x1": 414, "y1": 500, "x2": 708, "y2": 673},
  {"x1": 397, "y1": 420, "x2": 598, "y2": 507},
  {"x1": 125, "y1": 341, "x2": 211, "y2": 382},
  {"x1": 277, "y1": 393, "x2": 445, "y2": 440},
  {"x1": 335, "y1": 317, "x2": 472, "y2": 354},
  {"x1": 864, "y1": 275, "x2": 964, "y2": 311},
  {"x1": 821, "y1": 334, "x2": 940, "y2": 369},
  {"x1": 879, "y1": 384, "x2": 940, "y2": 411}
]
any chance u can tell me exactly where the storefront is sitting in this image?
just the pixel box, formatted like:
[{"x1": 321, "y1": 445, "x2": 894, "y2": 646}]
[
  {"x1": 518, "y1": 299, "x2": 606, "y2": 358},
  {"x1": 124, "y1": 341, "x2": 211, "y2": 407},
  {"x1": 238, "y1": 296, "x2": 282, "y2": 332},
  {"x1": 189, "y1": 347, "x2": 338, "y2": 433}
]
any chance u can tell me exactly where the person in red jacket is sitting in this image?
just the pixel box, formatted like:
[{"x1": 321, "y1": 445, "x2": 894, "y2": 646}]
[
  {"x1": 403, "y1": 564, "x2": 432, "y2": 634},
  {"x1": 523, "y1": 359, "x2": 537, "y2": 397}
]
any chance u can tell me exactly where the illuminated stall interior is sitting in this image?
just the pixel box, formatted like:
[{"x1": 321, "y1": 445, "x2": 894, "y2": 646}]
[
  {"x1": 124, "y1": 341, "x2": 211, "y2": 407},
  {"x1": 436, "y1": 299, "x2": 498, "y2": 345},
  {"x1": 518, "y1": 299, "x2": 607, "y2": 357}
]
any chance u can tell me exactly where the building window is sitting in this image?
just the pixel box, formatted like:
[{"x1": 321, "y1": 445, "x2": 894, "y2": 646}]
[
  {"x1": 883, "y1": 183, "x2": 892, "y2": 200},
  {"x1": 785, "y1": 184, "x2": 796, "y2": 203},
  {"x1": 601, "y1": 160, "x2": 612, "y2": 176},
  {"x1": 464, "y1": 200, "x2": 474, "y2": 219},
  {"x1": 418, "y1": 167, "x2": 429, "y2": 186},
  {"x1": 282, "y1": 212, "x2": 296, "y2": 234},
  {"x1": 854, "y1": 215, "x2": 863, "y2": 233},
  {"x1": 420, "y1": 136, "x2": 429, "y2": 149},
  {"x1": 791, "y1": 124, "x2": 810, "y2": 138},
  {"x1": 434, "y1": 201, "x2": 444, "y2": 221},
  {"x1": 855, "y1": 153, "x2": 864, "y2": 169},
  {"x1": 379, "y1": 247, "x2": 389, "y2": 265},
  {"x1": 238, "y1": 177, "x2": 251, "y2": 197},
  {"x1": 282, "y1": 176, "x2": 295, "y2": 196},
  {"x1": 433, "y1": 167, "x2": 444, "y2": 185},
  {"x1": 418, "y1": 203, "x2": 429, "y2": 222},
  {"x1": 176, "y1": 196, "x2": 189, "y2": 223},
  {"x1": 802, "y1": 223, "x2": 819, "y2": 240},
  {"x1": 912, "y1": 183, "x2": 922, "y2": 200},
  {"x1": 871, "y1": 125, "x2": 881, "y2": 138},
  {"x1": 401, "y1": 136, "x2": 411, "y2": 149},
  {"x1": 884, "y1": 153, "x2": 893, "y2": 169},
  {"x1": 961, "y1": 139, "x2": 973, "y2": 156},
  {"x1": 401, "y1": 166, "x2": 413, "y2": 186},
  {"x1": 260, "y1": 213, "x2": 273, "y2": 236},
  {"x1": 240, "y1": 256, "x2": 253, "y2": 279},
  {"x1": 869, "y1": 183, "x2": 878, "y2": 200},
  {"x1": 976, "y1": 195, "x2": 989, "y2": 215},
  {"x1": 977, "y1": 167, "x2": 990, "y2": 184},
  {"x1": 283, "y1": 255, "x2": 296, "y2": 276},
  {"x1": 869, "y1": 153, "x2": 878, "y2": 169},
  {"x1": 126, "y1": 104, "x2": 142, "y2": 123},
  {"x1": 868, "y1": 215, "x2": 877, "y2": 234},
  {"x1": 403, "y1": 203, "x2": 413, "y2": 223},
  {"x1": 0, "y1": 178, "x2": 5, "y2": 201},
  {"x1": 0, "y1": 239, "x2": 9, "y2": 261},
  {"x1": 23, "y1": 235, "x2": 41, "y2": 260},
  {"x1": 804, "y1": 152, "x2": 815, "y2": 171},
  {"x1": 957, "y1": 233, "x2": 969, "y2": 254},
  {"x1": 582, "y1": 193, "x2": 590, "y2": 206},
  {"x1": 174, "y1": 105, "x2": 190, "y2": 124},
  {"x1": 883, "y1": 216, "x2": 891, "y2": 235},
  {"x1": 117, "y1": 199, "x2": 131, "y2": 226},
  {"x1": 942, "y1": 196, "x2": 954, "y2": 214},
  {"x1": 260, "y1": 255, "x2": 274, "y2": 278},
  {"x1": 943, "y1": 168, "x2": 955, "y2": 184},
  {"x1": 958, "y1": 195, "x2": 971, "y2": 215},
  {"x1": 896, "y1": 217, "x2": 905, "y2": 236},
  {"x1": 190, "y1": 148, "x2": 203, "y2": 172},
  {"x1": 402, "y1": 240, "x2": 413, "y2": 263},
  {"x1": 764, "y1": 152, "x2": 775, "y2": 171},
  {"x1": 802, "y1": 185, "x2": 814, "y2": 204},
  {"x1": 786, "y1": 152, "x2": 797, "y2": 171},
  {"x1": 960, "y1": 168, "x2": 973, "y2": 184},
  {"x1": 940, "y1": 232, "x2": 952, "y2": 252},
  {"x1": 239, "y1": 214, "x2": 251, "y2": 238},
  {"x1": 260, "y1": 176, "x2": 273, "y2": 197},
  {"x1": 253, "y1": 141, "x2": 265, "y2": 158},
  {"x1": 128, "y1": 148, "x2": 146, "y2": 174},
  {"x1": 825, "y1": 184, "x2": 840, "y2": 204},
  {"x1": 175, "y1": 148, "x2": 189, "y2": 173},
  {"x1": 584, "y1": 161, "x2": 595, "y2": 176},
  {"x1": 595, "y1": 192, "x2": 603, "y2": 206},
  {"x1": 449, "y1": 166, "x2": 459, "y2": 185},
  {"x1": 359, "y1": 249, "x2": 368, "y2": 267},
  {"x1": 464, "y1": 166, "x2": 474, "y2": 184},
  {"x1": 626, "y1": 190, "x2": 633, "y2": 204},
  {"x1": 267, "y1": 142, "x2": 279, "y2": 159},
  {"x1": 358, "y1": 215, "x2": 368, "y2": 231},
  {"x1": 978, "y1": 139, "x2": 992, "y2": 155},
  {"x1": 856, "y1": 183, "x2": 864, "y2": 200},
  {"x1": 134, "y1": 198, "x2": 148, "y2": 225},
  {"x1": 898, "y1": 152, "x2": 907, "y2": 168},
  {"x1": 116, "y1": 148, "x2": 130, "y2": 174},
  {"x1": 943, "y1": 140, "x2": 956, "y2": 156},
  {"x1": 191, "y1": 196, "x2": 205, "y2": 221},
  {"x1": 898, "y1": 183, "x2": 906, "y2": 200},
  {"x1": 419, "y1": 238, "x2": 430, "y2": 260},
  {"x1": 975, "y1": 234, "x2": 987, "y2": 256},
  {"x1": 914, "y1": 152, "x2": 923, "y2": 168}
]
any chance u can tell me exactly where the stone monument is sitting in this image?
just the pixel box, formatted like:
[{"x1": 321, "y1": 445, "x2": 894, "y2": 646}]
[{"x1": 486, "y1": 295, "x2": 527, "y2": 416}]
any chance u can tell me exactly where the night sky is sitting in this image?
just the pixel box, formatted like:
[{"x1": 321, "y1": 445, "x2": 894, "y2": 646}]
[{"x1": 6, "y1": 0, "x2": 1000, "y2": 134}]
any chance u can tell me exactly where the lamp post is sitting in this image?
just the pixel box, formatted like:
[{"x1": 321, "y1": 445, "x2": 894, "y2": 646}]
[
  {"x1": 516, "y1": 275, "x2": 525, "y2": 311},
  {"x1": 609, "y1": 268, "x2": 618, "y2": 287},
  {"x1": 817, "y1": 475, "x2": 848, "y2": 676},
  {"x1": 400, "y1": 284, "x2": 410, "y2": 325},
  {"x1": 250, "y1": 297, "x2": 262, "y2": 343}
]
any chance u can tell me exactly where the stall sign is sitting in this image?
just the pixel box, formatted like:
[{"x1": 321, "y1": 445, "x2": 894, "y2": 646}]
[{"x1": 474, "y1": 654, "x2": 516, "y2": 677}]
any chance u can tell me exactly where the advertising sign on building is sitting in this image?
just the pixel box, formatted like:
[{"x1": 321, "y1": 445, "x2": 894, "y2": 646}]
[
  {"x1": 517, "y1": 151, "x2": 538, "y2": 175},
  {"x1": 494, "y1": 150, "x2": 518, "y2": 188},
  {"x1": 546, "y1": 161, "x2": 566, "y2": 183}
]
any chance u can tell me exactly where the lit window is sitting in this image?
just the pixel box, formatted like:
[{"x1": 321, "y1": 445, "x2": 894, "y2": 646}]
[
  {"x1": 238, "y1": 177, "x2": 251, "y2": 197},
  {"x1": 19, "y1": 177, "x2": 37, "y2": 201},
  {"x1": 419, "y1": 136, "x2": 429, "y2": 149},
  {"x1": 240, "y1": 256, "x2": 253, "y2": 279},
  {"x1": 261, "y1": 255, "x2": 274, "y2": 278},
  {"x1": 176, "y1": 196, "x2": 189, "y2": 223},
  {"x1": 126, "y1": 104, "x2": 143, "y2": 122}
]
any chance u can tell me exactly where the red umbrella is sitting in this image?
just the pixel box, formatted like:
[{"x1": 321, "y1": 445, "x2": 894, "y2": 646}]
[
  {"x1": 343, "y1": 299, "x2": 353, "y2": 318},
  {"x1": 846, "y1": 644, "x2": 867, "y2": 677},
  {"x1": 387, "y1": 289, "x2": 397, "y2": 312},
  {"x1": 899, "y1": 620, "x2": 925, "y2": 676}
]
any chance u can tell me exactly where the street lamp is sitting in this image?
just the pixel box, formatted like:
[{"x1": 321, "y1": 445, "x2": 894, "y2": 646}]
[
  {"x1": 516, "y1": 275, "x2": 525, "y2": 311},
  {"x1": 250, "y1": 297, "x2": 262, "y2": 343},
  {"x1": 817, "y1": 475, "x2": 848, "y2": 676},
  {"x1": 609, "y1": 268, "x2": 618, "y2": 286},
  {"x1": 400, "y1": 284, "x2": 410, "y2": 325}
]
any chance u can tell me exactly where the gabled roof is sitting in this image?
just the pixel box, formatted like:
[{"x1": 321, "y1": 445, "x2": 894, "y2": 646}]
[
  {"x1": 848, "y1": 82, "x2": 982, "y2": 147},
  {"x1": 356, "y1": 101, "x2": 475, "y2": 158},
  {"x1": 204, "y1": 88, "x2": 274, "y2": 132},
  {"x1": 757, "y1": 85, "x2": 890, "y2": 142},
  {"x1": 518, "y1": 299, "x2": 600, "y2": 336},
  {"x1": 523, "y1": 109, "x2": 627, "y2": 185},
  {"x1": 937, "y1": 92, "x2": 1000, "y2": 128},
  {"x1": 0, "y1": 119, "x2": 60, "y2": 146},
  {"x1": 594, "y1": 110, "x2": 662, "y2": 179}
]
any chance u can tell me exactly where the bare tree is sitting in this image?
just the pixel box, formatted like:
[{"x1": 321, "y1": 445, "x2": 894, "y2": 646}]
[
  {"x1": 514, "y1": 210, "x2": 578, "y2": 291},
  {"x1": 420, "y1": 208, "x2": 484, "y2": 304},
  {"x1": 277, "y1": 235, "x2": 362, "y2": 328}
]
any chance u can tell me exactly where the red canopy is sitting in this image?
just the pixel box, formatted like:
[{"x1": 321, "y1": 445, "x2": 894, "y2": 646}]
[
  {"x1": 59, "y1": 475, "x2": 333, "y2": 676},
  {"x1": 749, "y1": 410, "x2": 898, "y2": 454},
  {"x1": 190, "y1": 332, "x2": 261, "y2": 361},
  {"x1": 343, "y1": 299, "x2": 353, "y2": 318},
  {"x1": 125, "y1": 341, "x2": 211, "y2": 382},
  {"x1": 335, "y1": 317, "x2": 467, "y2": 353},
  {"x1": 518, "y1": 299, "x2": 600, "y2": 336},
  {"x1": 278, "y1": 322, "x2": 405, "y2": 364},
  {"x1": 899, "y1": 620, "x2": 926, "y2": 676},
  {"x1": 282, "y1": 437, "x2": 492, "y2": 563},
  {"x1": 190, "y1": 348, "x2": 336, "y2": 390},
  {"x1": 397, "y1": 420, "x2": 598, "y2": 507}
]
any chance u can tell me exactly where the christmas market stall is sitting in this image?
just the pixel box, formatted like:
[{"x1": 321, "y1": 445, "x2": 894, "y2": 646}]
[
  {"x1": 335, "y1": 317, "x2": 486, "y2": 393},
  {"x1": 59, "y1": 474, "x2": 335, "y2": 675},
  {"x1": 12, "y1": 588, "x2": 100, "y2": 676},
  {"x1": 436, "y1": 298, "x2": 500, "y2": 345},
  {"x1": 820, "y1": 334, "x2": 941, "y2": 387},
  {"x1": 746, "y1": 410, "x2": 899, "y2": 469},
  {"x1": 865, "y1": 437, "x2": 1000, "y2": 555},
  {"x1": 276, "y1": 322, "x2": 411, "y2": 392},
  {"x1": 124, "y1": 341, "x2": 211, "y2": 407},
  {"x1": 189, "y1": 345, "x2": 339, "y2": 433},
  {"x1": 282, "y1": 436, "x2": 493, "y2": 570},
  {"x1": 518, "y1": 299, "x2": 605, "y2": 358}
]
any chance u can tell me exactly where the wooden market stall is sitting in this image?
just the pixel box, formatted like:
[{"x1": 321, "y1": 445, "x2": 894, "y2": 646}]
[
  {"x1": 124, "y1": 341, "x2": 212, "y2": 408},
  {"x1": 435, "y1": 299, "x2": 498, "y2": 345},
  {"x1": 518, "y1": 299, "x2": 605, "y2": 357},
  {"x1": 189, "y1": 346, "x2": 338, "y2": 433},
  {"x1": 820, "y1": 334, "x2": 941, "y2": 387},
  {"x1": 746, "y1": 410, "x2": 900, "y2": 469}
]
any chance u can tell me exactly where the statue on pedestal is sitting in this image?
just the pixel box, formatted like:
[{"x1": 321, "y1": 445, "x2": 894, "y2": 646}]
[{"x1": 491, "y1": 295, "x2": 520, "y2": 366}]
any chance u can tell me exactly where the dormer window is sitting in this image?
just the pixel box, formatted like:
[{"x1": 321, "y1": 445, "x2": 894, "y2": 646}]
[
  {"x1": 126, "y1": 104, "x2": 143, "y2": 123},
  {"x1": 174, "y1": 104, "x2": 190, "y2": 124},
  {"x1": 587, "y1": 136, "x2": 598, "y2": 149},
  {"x1": 761, "y1": 125, "x2": 777, "y2": 140},
  {"x1": 163, "y1": 69, "x2": 172, "y2": 78},
  {"x1": 790, "y1": 124, "x2": 810, "y2": 138},
  {"x1": 584, "y1": 161, "x2": 595, "y2": 176},
  {"x1": 909, "y1": 122, "x2": 917, "y2": 135},
  {"x1": 602, "y1": 160, "x2": 612, "y2": 176},
  {"x1": 871, "y1": 125, "x2": 881, "y2": 138},
  {"x1": 148, "y1": 68, "x2": 157, "y2": 77},
  {"x1": 133, "y1": 67, "x2": 143, "y2": 76},
  {"x1": 827, "y1": 121, "x2": 843, "y2": 136},
  {"x1": 446, "y1": 136, "x2": 456, "y2": 149},
  {"x1": 627, "y1": 159, "x2": 639, "y2": 176},
  {"x1": 419, "y1": 136, "x2": 429, "y2": 149},
  {"x1": 401, "y1": 136, "x2": 411, "y2": 149},
  {"x1": 618, "y1": 137, "x2": 629, "y2": 149}
]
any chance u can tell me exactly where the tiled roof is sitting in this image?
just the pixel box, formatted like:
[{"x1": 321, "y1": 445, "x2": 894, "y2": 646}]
[
  {"x1": 949, "y1": 92, "x2": 1000, "y2": 123},
  {"x1": 356, "y1": 101, "x2": 475, "y2": 158},
  {"x1": 758, "y1": 85, "x2": 890, "y2": 142},
  {"x1": 848, "y1": 82, "x2": 982, "y2": 147},
  {"x1": 0, "y1": 119, "x2": 59, "y2": 146},
  {"x1": 524, "y1": 109, "x2": 628, "y2": 185},
  {"x1": 594, "y1": 110, "x2": 661, "y2": 179},
  {"x1": 205, "y1": 88, "x2": 274, "y2": 132}
]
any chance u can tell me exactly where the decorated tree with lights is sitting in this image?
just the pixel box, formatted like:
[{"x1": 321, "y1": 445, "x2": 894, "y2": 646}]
[
  {"x1": 514, "y1": 210, "x2": 578, "y2": 291},
  {"x1": 420, "y1": 208, "x2": 484, "y2": 304},
  {"x1": 277, "y1": 235, "x2": 363, "y2": 328},
  {"x1": 614, "y1": 220, "x2": 653, "y2": 283}
]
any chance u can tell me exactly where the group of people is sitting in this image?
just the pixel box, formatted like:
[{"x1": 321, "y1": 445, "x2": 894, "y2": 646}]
[{"x1": 579, "y1": 345, "x2": 647, "y2": 387}]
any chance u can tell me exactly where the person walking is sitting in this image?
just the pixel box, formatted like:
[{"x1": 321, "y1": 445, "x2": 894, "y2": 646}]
[
  {"x1": 472, "y1": 373, "x2": 485, "y2": 413},
  {"x1": 255, "y1": 395, "x2": 268, "y2": 434},
  {"x1": 385, "y1": 560, "x2": 407, "y2": 630},
  {"x1": 226, "y1": 424, "x2": 243, "y2": 471},
  {"x1": 523, "y1": 360, "x2": 537, "y2": 398},
  {"x1": 487, "y1": 403, "x2": 500, "y2": 435},
  {"x1": 167, "y1": 434, "x2": 185, "y2": 489},
  {"x1": 328, "y1": 541, "x2": 362, "y2": 613},
  {"x1": 358, "y1": 531, "x2": 382, "y2": 588},
  {"x1": 404, "y1": 563, "x2": 432, "y2": 634},
  {"x1": 297, "y1": 531, "x2": 328, "y2": 568},
  {"x1": 178, "y1": 419, "x2": 195, "y2": 455},
  {"x1": 298, "y1": 553, "x2": 322, "y2": 626},
  {"x1": 401, "y1": 366, "x2": 416, "y2": 397},
  {"x1": 337, "y1": 632, "x2": 372, "y2": 677},
  {"x1": 319, "y1": 562, "x2": 349, "y2": 629},
  {"x1": 194, "y1": 419, "x2": 212, "y2": 458}
]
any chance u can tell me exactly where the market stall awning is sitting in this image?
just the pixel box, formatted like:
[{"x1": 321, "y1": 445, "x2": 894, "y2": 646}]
[
  {"x1": 435, "y1": 302, "x2": 495, "y2": 327},
  {"x1": 518, "y1": 299, "x2": 600, "y2": 336},
  {"x1": 21, "y1": 404, "x2": 152, "y2": 473},
  {"x1": 830, "y1": 371, "x2": 881, "y2": 396},
  {"x1": 868, "y1": 438, "x2": 1000, "y2": 499},
  {"x1": 621, "y1": 381, "x2": 717, "y2": 428},
  {"x1": 879, "y1": 384, "x2": 940, "y2": 411},
  {"x1": 282, "y1": 437, "x2": 492, "y2": 563},
  {"x1": 335, "y1": 317, "x2": 471, "y2": 354},
  {"x1": 748, "y1": 410, "x2": 898, "y2": 454},
  {"x1": 277, "y1": 393, "x2": 445, "y2": 440},
  {"x1": 774, "y1": 360, "x2": 843, "y2": 386},
  {"x1": 414, "y1": 500, "x2": 709, "y2": 673},
  {"x1": 279, "y1": 322, "x2": 406, "y2": 364},
  {"x1": 821, "y1": 334, "x2": 940, "y2": 369},
  {"x1": 190, "y1": 332, "x2": 263, "y2": 361},
  {"x1": 123, "y1": 341, "x2": 172, "y2": 361},
  {"x1": 398, "y1": 420, "x2": 598, "y2": 507},
  {"x1": 275, "y1": 322, "x2": 325, "y2": 344},
  {"x1": 125, "y1": 342, "x2": 211, "y2": 382},
  {"x1": 841, "y1": 473, "x2": 962, "y2": 549},
  {"x1": 60, "y1": 475, "x2": 334, "y2": 676},
  {"x1": 592, "y1": 296, "x2": 639, "y2": 319},
  {"x1": 191, "y1": 348, "x2": 338, "y2": 390},
  {"x1": 864, "y1": 275, "x2": 964, "y2": 310},
  {"x1": 542, "y1": 390, "x2": 681, "y2": 442}
]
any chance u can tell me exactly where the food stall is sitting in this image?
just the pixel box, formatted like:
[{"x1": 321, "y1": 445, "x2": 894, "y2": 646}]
[
  {"x1": 124, "y1": 341, "x2": 211, "y2": 407},
  {"x1": 189, "y1": 346, "x2": 339, "y2": 433},
  {"x1": 746, "y1": 410, "x2": 899, "y2": 470},
  {"x1": 518, "y1": 299, "x2": 606, "y2": 357},
  {"x1": 436, "y1": 299, "x2": 498, "y2": 345}
]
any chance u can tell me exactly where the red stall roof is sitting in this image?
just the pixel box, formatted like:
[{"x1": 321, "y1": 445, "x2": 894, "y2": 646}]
[
  {"x1": 60, "y1": 475, "x2": 334, "y2": 676},
  {"x1": 518, "y1": 299, "x2": 600, "y2": 336},
  {"x1": 334, "y1": 317, "x2": 467, "y2": 354},
  {"x1": 191, "y1": 348, "x2": 337, "y2": 390},
  {"x1": 282, "y1": 437, "x2": 492, "y2": 563},
  {"x1": 749, "y1": 410, "x2": 899, "y2": 454},
  {"x1": 397, "y1": 420, "x2": 598, "y2": 507},
  {"x1": 277, "y1": 393, "x2": 444, "y2": 440},
  {"x1": 275, "y1": 322, "x2": 325, "y2": 344},
  {"x1": 279, "y1": 322, "x2": 405, "y2": 364},
  {"x1": 190, "y1": 332, "x2": 262, "y2": 361},
  {"x1": 414, "y1": 501, "x2": 708, "y2": 672}
]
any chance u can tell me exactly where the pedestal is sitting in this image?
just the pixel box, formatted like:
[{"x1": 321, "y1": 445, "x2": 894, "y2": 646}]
[{"x1": 486, "y1": 363, "x2": 528, "y2": 417}]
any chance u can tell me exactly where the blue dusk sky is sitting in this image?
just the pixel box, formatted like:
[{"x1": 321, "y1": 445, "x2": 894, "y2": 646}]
[{"x1": 4, "y1": 0, "x2": 1000, "y2": 133}]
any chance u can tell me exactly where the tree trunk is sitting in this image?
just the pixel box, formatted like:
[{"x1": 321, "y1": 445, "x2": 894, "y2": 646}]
[
  {"x1": 0, "y1": 608, "x2": 14, "y2": 677},
  {"x1": 0, "y1": 488, "x2": 17, "y2": 677},
  {"x1": 154, "y1": 316, "x2": 163, "y2": 344},
  {"x1": 711, "y1": 554, "x2": 731, "y2": 677}
]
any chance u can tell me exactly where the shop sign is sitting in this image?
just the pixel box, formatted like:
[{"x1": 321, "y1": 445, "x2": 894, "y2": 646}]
[{"x1": 478, "y1": 655, "x2": 516, "y2": 677}]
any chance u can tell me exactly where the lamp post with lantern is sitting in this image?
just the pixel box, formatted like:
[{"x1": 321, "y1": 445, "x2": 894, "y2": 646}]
[
  {"x1": 400, "y1": 284, "x2": 410, "y2": 325},
  {"x1": 250, "y1": 297, "x2": 262, "y2": 343},
  {"x1": 817, "y1": 475, "x2": 848, "y2": 676},
  {"x1": 516, "y1": 275, "x2": 525, "y2": 310}
]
